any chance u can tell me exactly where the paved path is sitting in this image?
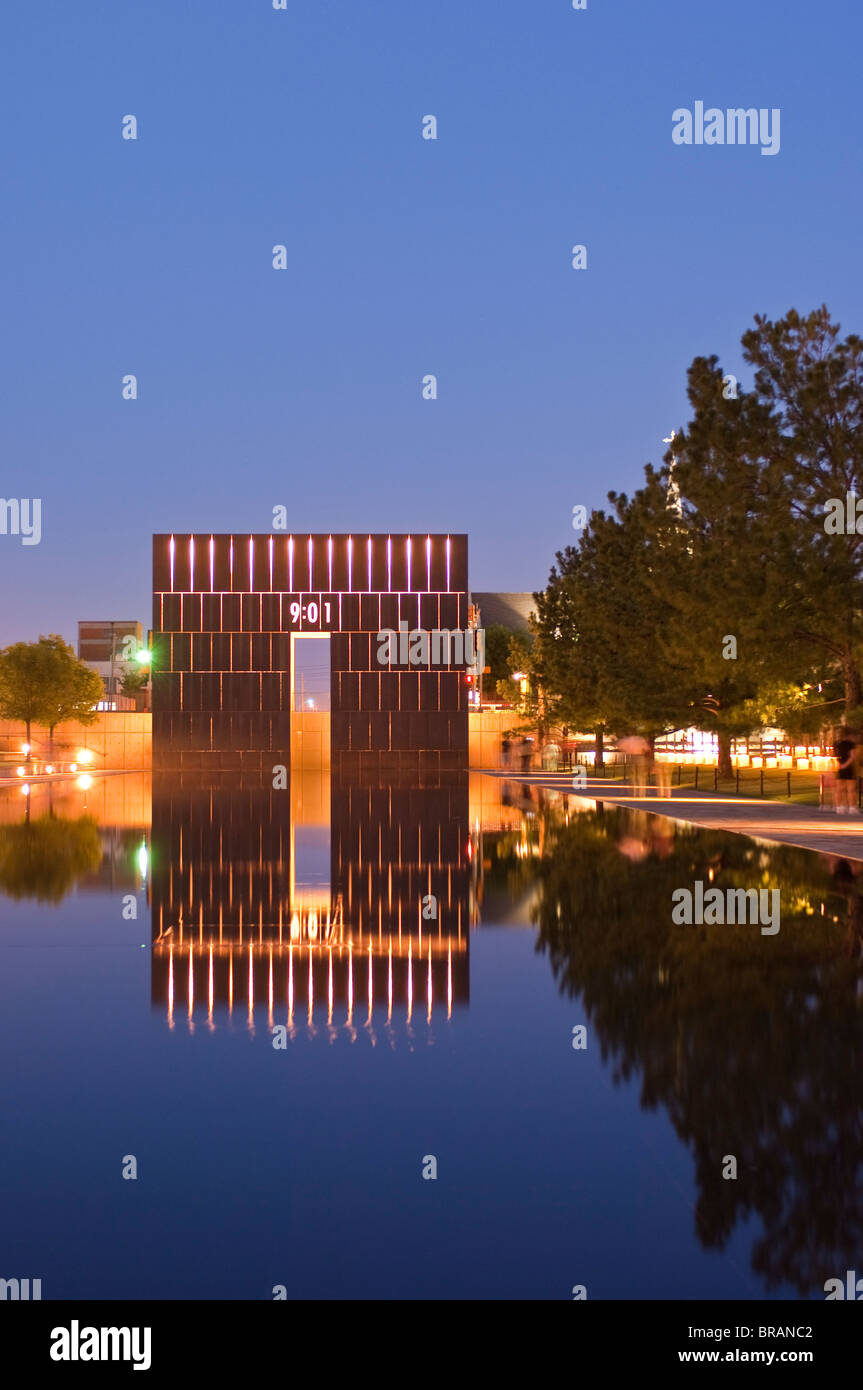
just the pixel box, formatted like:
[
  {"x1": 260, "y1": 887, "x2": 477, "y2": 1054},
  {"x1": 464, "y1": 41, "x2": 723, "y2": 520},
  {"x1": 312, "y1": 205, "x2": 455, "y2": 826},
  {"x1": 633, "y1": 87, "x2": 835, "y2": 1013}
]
[{"x1": 486, "y1": 771, "x2": 863, "y2": 862}]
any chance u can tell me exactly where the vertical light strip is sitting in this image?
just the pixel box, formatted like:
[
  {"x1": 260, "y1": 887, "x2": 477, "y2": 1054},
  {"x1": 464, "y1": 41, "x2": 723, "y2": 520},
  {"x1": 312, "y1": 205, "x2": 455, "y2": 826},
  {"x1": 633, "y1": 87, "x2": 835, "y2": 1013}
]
[
  {"x1": 406, "y1": 536, "x2": 412, "y2": 593},
  {"x1": 209, "y1": 536, "x2": 215, "y2": 592},
  {"x1": 288, "y1": 536, "x2": 294, "y2": 592},
  {"x1": 347, "y1": 535, "x2": 353, "y2": 591},
  {"x1": 248, "y1": 536, "x2": 254, "y2": 592},
  {"x1": 168, "y1": 535, "x2": 175, "y2": 592},
  {"x1": 426, "y1": 535, "x2": 431, "y2": 592},
  {"x1": 307, "y1": 535, "x2": 314, "y2": 592},
  {"x1": 386, "y1": 535, "x2": 392, "y2": 592},
  {"x1": 268, "y1": 536, "x2": 274, "y2": 592},
  {"x1": 367, "y1": 535, "x2": 373, "y2": 592},
  {"x1": 446, "y1": 535, "x2": 451, "y2": 591},
  {"x1": 327, "y1": 535, "x2": 333, "y2": 591},
  {"x1": 188, "y1": 536, "x2": 195, "y2": 591},
  {"x1": 229, "y1": 536, "x2": 234, "y2": 587}
]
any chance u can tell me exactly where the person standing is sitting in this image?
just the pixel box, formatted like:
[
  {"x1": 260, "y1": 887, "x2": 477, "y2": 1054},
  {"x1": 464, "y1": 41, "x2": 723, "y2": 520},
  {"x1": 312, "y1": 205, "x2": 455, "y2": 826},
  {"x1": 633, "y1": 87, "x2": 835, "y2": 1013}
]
[{"x1": 833, "y1": 726, "x2": 858, "y2": 814}]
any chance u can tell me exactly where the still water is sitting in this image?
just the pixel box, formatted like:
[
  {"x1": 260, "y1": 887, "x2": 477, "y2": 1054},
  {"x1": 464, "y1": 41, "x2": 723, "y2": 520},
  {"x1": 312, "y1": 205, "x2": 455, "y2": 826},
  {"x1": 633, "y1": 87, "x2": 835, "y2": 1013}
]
[{"x1": 1, "y1": 770, "x2": 860, "y2": 1301}]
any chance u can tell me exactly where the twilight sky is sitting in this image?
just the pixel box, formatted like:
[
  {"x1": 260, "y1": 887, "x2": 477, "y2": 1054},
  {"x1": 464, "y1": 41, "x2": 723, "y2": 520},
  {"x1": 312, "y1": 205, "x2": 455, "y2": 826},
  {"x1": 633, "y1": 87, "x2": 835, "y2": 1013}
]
[{"x1": 1, "y1": 0, "x2": 860, "y2": 646}]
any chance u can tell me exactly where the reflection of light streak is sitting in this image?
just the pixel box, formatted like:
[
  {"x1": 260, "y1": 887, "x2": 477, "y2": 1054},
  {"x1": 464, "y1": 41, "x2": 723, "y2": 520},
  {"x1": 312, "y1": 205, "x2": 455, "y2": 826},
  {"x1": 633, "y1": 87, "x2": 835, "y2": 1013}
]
[
  {"x1": 387, "y1": 941, "x2": 393, "y2": 1022},
  {"x1": 407, "y1": 939, "x2": 413, "y2": 1023},
  {"x1": 447, "y1": 943, "x2": 452, "y2": 1019},
  {"x1": 208, "y1": 945, "x2": 214, "y2": 1020},
  {"x1": 347, "y1": 943, "x2": 353, "y2": 1025},
  {"x1": 168, "y1": 948, "x2": 174, "y2": 1024},
  {"x1": 248, "y1": 944, "x2": 254, "y2": 1018},
  {"x1": 228, "y1": 952, "x2": 233, "y2": 1014},
  {"x1": 368, "y1": 943, "x2": 373, "y2": 1020},
  {"x1": 288, "y1": 944, "x2": 294, "y2": 1024},
  {"x1": 268, "y1": 947, "x2": 274, "y2": 1025},
  {"x1": 427, "y1": 943, "x2": 433, "y2": 1022},
  {"x1": 290, "y1": 912, "x2": 300, "y2": 942},
  {"x1": 328, "y1": 948, "x2": 333, "y2": 1024},
  {"x1": 188, "y1": 945, "x2": 194, "y2": 1017},
  {"x1": 308, "y1": 911, "x2": 317, "y2": 942}
]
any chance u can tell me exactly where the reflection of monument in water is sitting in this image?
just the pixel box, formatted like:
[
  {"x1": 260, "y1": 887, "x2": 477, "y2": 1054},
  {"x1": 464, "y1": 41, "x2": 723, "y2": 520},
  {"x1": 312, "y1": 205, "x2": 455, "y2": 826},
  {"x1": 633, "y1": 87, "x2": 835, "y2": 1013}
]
[{"x1": 151, "y1": 769, "x2": 470, "y2": 1031}]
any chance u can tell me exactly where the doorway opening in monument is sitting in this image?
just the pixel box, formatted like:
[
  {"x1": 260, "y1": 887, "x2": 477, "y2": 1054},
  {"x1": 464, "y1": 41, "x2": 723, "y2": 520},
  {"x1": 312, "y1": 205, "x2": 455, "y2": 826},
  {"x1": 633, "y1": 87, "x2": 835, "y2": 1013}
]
[{"x1": 291, "y1": 635, "x2": 331, "y2": 713}]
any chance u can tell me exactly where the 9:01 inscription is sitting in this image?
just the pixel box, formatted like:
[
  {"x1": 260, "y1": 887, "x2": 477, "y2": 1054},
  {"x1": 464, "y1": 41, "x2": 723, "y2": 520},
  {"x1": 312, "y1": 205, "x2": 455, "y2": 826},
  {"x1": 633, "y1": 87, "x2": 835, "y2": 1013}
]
[{"x1": 287, "y1": 596, "x2": 333, "y2": 629}]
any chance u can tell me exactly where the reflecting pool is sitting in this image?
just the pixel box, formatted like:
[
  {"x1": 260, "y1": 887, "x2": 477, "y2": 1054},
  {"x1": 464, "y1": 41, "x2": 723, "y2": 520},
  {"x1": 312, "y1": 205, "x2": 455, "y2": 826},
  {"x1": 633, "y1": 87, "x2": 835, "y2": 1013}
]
[{"x1": 1, "y1": 772, "x2": 860, "y2": 1300}]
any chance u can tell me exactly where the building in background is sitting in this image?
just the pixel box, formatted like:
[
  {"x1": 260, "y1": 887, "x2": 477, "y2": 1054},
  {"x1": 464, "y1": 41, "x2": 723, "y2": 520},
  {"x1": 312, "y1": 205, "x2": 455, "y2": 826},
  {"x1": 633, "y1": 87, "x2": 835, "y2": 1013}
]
[
  {"x1": 78, "y1": 619, "x2": 144, "y2": 707},
  {"x1": 469, "y1": 593, "x2": 535, "y2": 635}
]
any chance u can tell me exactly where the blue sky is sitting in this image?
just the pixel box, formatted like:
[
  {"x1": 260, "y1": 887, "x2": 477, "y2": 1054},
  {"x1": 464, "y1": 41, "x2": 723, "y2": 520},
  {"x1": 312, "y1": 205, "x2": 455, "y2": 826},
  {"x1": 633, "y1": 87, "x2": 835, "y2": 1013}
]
[{"x1": 1, "y1": 0, "x2": 861, "y2": 644}]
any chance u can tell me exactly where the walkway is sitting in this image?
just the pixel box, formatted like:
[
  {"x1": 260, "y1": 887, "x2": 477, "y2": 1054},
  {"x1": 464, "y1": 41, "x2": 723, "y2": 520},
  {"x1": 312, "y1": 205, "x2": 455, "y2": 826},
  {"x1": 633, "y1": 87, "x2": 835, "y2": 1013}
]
[{"x1": 486, "y1": 771, "x2": 863, "y2": 862}]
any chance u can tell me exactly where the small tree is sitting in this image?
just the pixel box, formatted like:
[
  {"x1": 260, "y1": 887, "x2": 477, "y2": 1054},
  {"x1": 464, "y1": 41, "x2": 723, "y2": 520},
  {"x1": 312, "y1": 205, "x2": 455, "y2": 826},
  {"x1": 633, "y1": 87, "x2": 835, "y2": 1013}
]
[
  {"x1": 38, "y1": 636, "x2": 104, "y2": 753},
  {"x1": 0, "y1": 640, "x2": 56, "y2": 754},
  {"x1": 0, "y1": 636, "x2": 102, "y2": 758}
]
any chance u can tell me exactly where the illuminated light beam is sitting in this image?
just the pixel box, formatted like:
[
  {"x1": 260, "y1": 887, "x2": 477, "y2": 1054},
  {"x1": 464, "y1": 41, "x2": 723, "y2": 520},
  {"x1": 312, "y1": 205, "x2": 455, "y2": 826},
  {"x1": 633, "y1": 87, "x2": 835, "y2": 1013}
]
[
  {"x1": 307, "y1": 535, "x2": 314, "y2": 591},
  {"x1": 407, "y1": 938, "x2": 413, "y2": 1023},
  {"x1": 208, "y1": 945, "x2": 214, "y2": 1019},
  {"x1": 308, "y1": 949, "x2": 314, "y2": 1025},
  {"x1": 328, "y1": 948, "x2": 333, "y2": 1025},
  {"x1": 426, "y1": 535, "x2": 431, "y2": 592},
  {"x1": 268, "y1": 947, "x2": 274, "y2": 1020},
  {"x1": 327, "y1": 535, "x2": 333, "y2": 591},
  {"x1": 268, "y1": 536, "x2": 274, "y2": 592},
  {"x1": 229, "y1": 536, "x2": 234, "y2": 586},
  {"x1": 447, "y1": 943, "x2": 452, "y2": 1019},
  {"x1": 168, "y1": 947, "x2": 174, "y2": 1024},
  {"x1": 427, "y1": 942, "x2": 433, "y2": 1022},
  {"x1": 228, "y1": 951, "x2": 233, "y2": 1015},
  {"x1": 248, "y1": 536, "x2": 254, "y2": 592},
  {"x1": 367, "y1": 535, "x2": 373, "y2": 592},
  {"x1": 189, "y1": 535, "x2": 195, "y2": 591},
  {"x1": 387, "y1": 941, "x2": 393, "y2": 1022},
  {"x1": 248, "y1": 944, "x2": 254, "y2": 1017},
  {"x1": 386, "y1": 535, "x2": 392, "y2": 592},
  {"x1": 347, "y1": 535, "x2": 353, "y2": 591},
  {"x1": 288, "y1": 944, "x2": 294, "y2": 1024},
  {"x1": 209, "y1": 535, "x2": 215, "y2": 592},
  {"x1": 169, "y1": 535, "x2": 175, "y2": 591},
  {"x1": 368, "y1": 942, "x2": 373, "y2": 1019},
  {"x1": 288, "y1": 535, "x2": 294, "y2": 592},
  {"x1": 406, "y1": 535, "x2": 412, "y2": 593},
  {"x1": 446, "y1": 535, "x2": 451, "y2": 591},
  {"x1": 188, "y1": 945, "x2": 194, "y2": 1017},
  {"x1": 347, "y1": 942, "x2": 354, "y2": 1025}
]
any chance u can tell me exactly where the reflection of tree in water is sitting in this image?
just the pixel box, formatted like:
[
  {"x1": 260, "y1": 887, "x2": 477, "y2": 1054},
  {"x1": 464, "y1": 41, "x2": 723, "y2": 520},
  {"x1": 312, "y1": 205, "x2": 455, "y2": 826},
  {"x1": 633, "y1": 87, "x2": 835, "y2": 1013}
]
[
  {"x1": 0, "y1": 813, "x2": 102, "y2": 902},
  {"x1": 530, "y1": 802, "x2": 863, "y2": 1296}
]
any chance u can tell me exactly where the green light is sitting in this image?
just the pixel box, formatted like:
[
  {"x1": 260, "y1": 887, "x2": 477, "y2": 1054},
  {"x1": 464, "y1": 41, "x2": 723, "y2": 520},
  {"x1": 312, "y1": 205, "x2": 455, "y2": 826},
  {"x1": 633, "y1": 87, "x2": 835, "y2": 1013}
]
[{"x1": 135, "y1": 649, "x2": 152, "y2": 666}]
